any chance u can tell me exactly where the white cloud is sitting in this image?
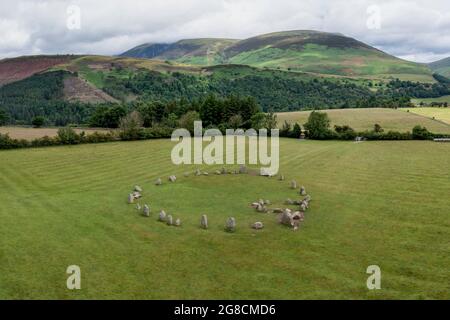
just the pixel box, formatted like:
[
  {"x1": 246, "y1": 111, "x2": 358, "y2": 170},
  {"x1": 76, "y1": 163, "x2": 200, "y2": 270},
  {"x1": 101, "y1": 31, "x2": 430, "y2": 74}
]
[{"x1": 0, "y1": 0, "x2": 449, "y2": 62}]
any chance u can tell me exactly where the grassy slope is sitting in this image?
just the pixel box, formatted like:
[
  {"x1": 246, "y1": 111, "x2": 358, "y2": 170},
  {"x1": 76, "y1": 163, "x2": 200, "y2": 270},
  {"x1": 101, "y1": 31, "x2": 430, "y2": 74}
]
[
  {"x1": 400, "y1": 107, "x2": 450, "y2": 125},
  {"x1": 276, "y1": 108, "x2": 450, "y2": 134},
  {"x1": 0, "y1": 139, "x2": 449, "y2": 299},
  {"x1": 412, "y1": 95, "x2": 450, "y2": 105}
]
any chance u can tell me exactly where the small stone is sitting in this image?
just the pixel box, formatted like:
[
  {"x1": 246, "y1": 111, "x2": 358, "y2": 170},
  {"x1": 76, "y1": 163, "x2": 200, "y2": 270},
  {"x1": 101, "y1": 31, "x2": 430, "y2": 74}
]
[
  {"x1": 280, "y1": 209, "x2": 293, "y2": 226},
  {"x1": 290, "y1": 180, "x2": 297, "y2": 189},
  {"x1": 143, "y1": 204, "x2": 150, "y2": 217},
  {"x1": 200, "y1": 214, "x2": 208, "y2": 229},
  {"x1": 251, "y1": 202, "x2": 260, "y2": 209},
  {"x1": 166, "y1": 215, "x2": 173, "y2": 226},
  {"x1": 134, "y1": 185, "x2": 143, "y2": 192},
  {"x1": 278, "y1": 175, "x2": 285, "y2": 181},
  {"x1": 203, "y1": 172, "x2": 209, "y2": 176},
  {"x1": 239, "y1": 165, "x2": 247, "y2": 174},
  {"x1": 158, "y1": 210, "x2": 167, "y2": 222},
  {"x1": 174, "y1": 218, "x2": 181, "y2": 227},
  {"x1": 264, "y1": 200, "x2": 271, "y2": 205},
  {"x1": 195, "y1": 169, "x2": 202, "y2": 176},
  {"x1": 285, "y1": 198, "x2": 294, "y2": 205},
  {"x1": 221, "y1": 167, "x2": 227, "y2": 174},
  {"x1": 225, "y1": 217, "x2": 236, "y2": 232},
  {"x1": 128, "y1": 194, "x2": 134, "y2": 204},
  {"x1": 184, "y1": 172, "x2": 190, "y2": 177},
  {"x1": 272, "y1": 208, "x2": 283, "y2": 214},
  {"x1": 155, "y1": 178, "x2": 162, "y2": 186},
  {"x1": 132, "y1": 191, "x2": 142, "y2": 199},
  {"x1": 252, "y1": 222, "x2": 264, "y2": 230},
  {"x1": 215, "y1": 170, "x2": 221, "y2": 175},
  {"x1": 258, "y1": 199, "x2": 265, "y2": 206},
  {"x1": 304, "y1": 195, "x2": 311, "y2": 202},
  {"x1": 300, "y1": 186, "x2": 307, "y2": 196},
  {"x1": 168, "y1": 175, "x2": 177, "y2": 182}
]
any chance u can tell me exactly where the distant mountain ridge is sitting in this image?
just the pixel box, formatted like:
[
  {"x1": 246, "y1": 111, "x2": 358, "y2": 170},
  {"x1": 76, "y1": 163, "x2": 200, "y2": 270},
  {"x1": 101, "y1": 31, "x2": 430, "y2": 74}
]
[
  {"x1": 120, "y1": 30, "x2": 431, "y2": 78},
  {"x1": 429, "y1": 57, "x2": 450, "y2": 77}
]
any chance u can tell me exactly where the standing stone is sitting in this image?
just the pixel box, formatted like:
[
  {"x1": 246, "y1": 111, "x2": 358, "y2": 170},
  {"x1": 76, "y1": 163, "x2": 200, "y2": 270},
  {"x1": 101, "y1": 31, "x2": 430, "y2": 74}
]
[
  {"x1": 143, "y1": 204, "x2": 150, "y2": 217},
  {"x1": 300, "y1": 186, "x2": 306, "y2": 196},
  {"x1": 258, "y1": 199, "x2": 265, "y2": 206},
  {"x1": 166, "y1": 215, "x2": 173, "y2": 226},
  {"x1": 280, "y1": 209, "x2": 293, "y2": 226},
  {"x1": 158, "y1": 210, "x2": 167, "y2": 222},
  {"x1": 134, "y1": 185, "x2": 143, "y2": 192},
  {"x1": 168, "y1": 175, "x2": 177, "y2": 182},
  {"x1": 195, "y1": 169, "x2": 202, "y2": 176},
  {"x1": 278, "y1": 175, "x2": 285, "y2": 181},
  {"x1": 252, "y1": 222, "x2": 264, "y2": 230},
  {"x1": 290, "y1": 180, "x2": 297, "y2": 189},
  {"x1": 155, "y1": 178, "x2": 162, "y2": 186},
  {"x1": 128, "y1": 194, "x2": 135, "y2": 204},
  {"x1": 225, "y1": 217, "x2": 236, "y2": 232},
  {"x1": 174, "y1": 218, "x2": 181, "y2": 227},
  {"x1": 200, "y1": 215, "x2": 208, "y2": 229},
  {"x1": 300, "y1": 202, "x2": 307, "y2": 212},
  {"x1": 304, "y1": 195, "x2": 311, "y2": 202}
]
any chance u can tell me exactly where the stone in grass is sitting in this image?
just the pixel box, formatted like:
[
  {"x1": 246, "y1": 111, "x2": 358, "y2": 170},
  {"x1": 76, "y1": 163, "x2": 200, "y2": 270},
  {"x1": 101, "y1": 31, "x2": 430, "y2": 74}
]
[
  {"x1": 174, "y1": 218, "x2": 182, "y2": 227},
  {"x1": 143, "y1": 204, "x2": 150, "y2": 217},
  {"x1": 136, "y1": 203, "x2": 141, "y2": 211},
  {"x1": 215, "y1": 170, "x2": 221, "y2": 175},
  {"x1": 203, "y1": 172, "x2": 209, "y2": 176},
  {"x1": 134, "y1": 185, "x2": 143, "y2": 192},
  {"x1": 300, "y1": 186, "x2": 307, "y2": 196},
  {"x1": 280, "y1": 209, "x2": 293, "y2": 226},
  {"x1": 290, "y1": 180, "x2": 297, "y2": 189},
  {"x1": 272, "y1": 208, "x2": 284, "y2": 214},
  {"x1": 128, "y1": 194, "x2": 135, "y2": 204},
  {"x1": 184, "y1": 172, "x2": 190, "y2": 178},
  {"x1": 252, "y1": 222, "x2": 264, "y2": 230},
  {"x1": 285, "y1": 198, "x2": 294, "y2": 205},
  {"x1": 168, "y1": 175, "x2": 177, "y2": 182},
  {"x1": 158, "y1": 210, "x2": 167, "y2": 222},
  {"x1": 251, "y1": 202, "x2": 260, "y2": 209},
  {"x1": 303, "y1": 195, "x2": 311, "y2": 202},
  {"x1": 200, "y1": 214, "x2": 208, "y2": 229},
  {"x1": 278, "y1": 175, "x2": 285, "y2": 181},
  {"x1": 221, "y1": 167, "x2": 227, "y2": 174},
  {"x1": 166, "y1": 215, "x2": 173, "y2": 226},
  {"x1": 225, "y1": 217, "x2": 236, "y2": 232},
  {"x1": 195, "y1": 169, "x2": 202, "y2": 176},
  {"x1": 264, "y1": 200, "x2": 271, "y2": 205},
  {"x1": 155, "y1": 178, "x2": 162, "y2": 186}
]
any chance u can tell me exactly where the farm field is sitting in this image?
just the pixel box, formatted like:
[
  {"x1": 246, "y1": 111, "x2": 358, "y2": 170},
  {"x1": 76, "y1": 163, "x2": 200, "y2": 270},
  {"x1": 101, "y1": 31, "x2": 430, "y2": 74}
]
[
  {"x1": 411, "y1": 95, "x2": 450, "y2": 105},
  {"x1": 0, "y1": 127, "x2": 111, "y2": 140},
  {"x1": 276, "y1": 108, "x2": 450, "y2": 134},
  {"x1": 0, "y1": 138, "x2": 449, "y2": 299},
  {"x1": 400, "y1": 107, "x2": 450, "y2": 125}
]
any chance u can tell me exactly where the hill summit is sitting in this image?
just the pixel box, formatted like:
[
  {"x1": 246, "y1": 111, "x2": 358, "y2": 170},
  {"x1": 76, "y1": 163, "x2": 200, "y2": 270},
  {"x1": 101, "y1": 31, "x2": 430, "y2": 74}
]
[{"x1": 121, "y1": 30, "x2": 431, "y2": 77}]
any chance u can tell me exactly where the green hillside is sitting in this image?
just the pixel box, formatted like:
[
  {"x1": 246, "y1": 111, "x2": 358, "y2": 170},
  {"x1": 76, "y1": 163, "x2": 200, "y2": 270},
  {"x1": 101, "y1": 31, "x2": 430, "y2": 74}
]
[
  {"x1": 121, "y1": 30, "x2": 434, "y2": 80},
  {"x1": 429, "y1": 57, "x2": 450, "y2": 77}
]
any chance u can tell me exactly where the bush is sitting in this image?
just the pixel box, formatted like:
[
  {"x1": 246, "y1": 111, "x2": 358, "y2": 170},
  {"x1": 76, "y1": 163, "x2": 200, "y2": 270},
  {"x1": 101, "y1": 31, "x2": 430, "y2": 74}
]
[
  {"x1": 304, "y1": 111, "x2": 333, "y2": 139},
  {"x1": 32, "y1": 116, "x2": 45, "y2": 128},
  {"x1": 119, "y1": 111, "x2": 144, "y2": 140},
  {"x1": 412, "y1": 125, "x2": 432, "y2": 140},
  {"x1": 57, "y1": 127, "x2": 83, "y2": 145}
]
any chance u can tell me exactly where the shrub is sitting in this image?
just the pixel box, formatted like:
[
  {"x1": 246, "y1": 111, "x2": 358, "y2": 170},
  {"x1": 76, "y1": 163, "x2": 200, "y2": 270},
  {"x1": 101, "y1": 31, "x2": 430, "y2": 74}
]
[
  {"x1": 32, "y1": 116, "x2": 45, "y2": 128},
  {"x1": 119, "y1": 111, "x2": 144, "y2": 140},
  {"x1": 304, "y1": 111, "x2": 333, "y2": 139},
  {"x1": 57, "y1": 127, "x2": 82, "y2": 145},
  {"x1": 412, "y1": 125, "x2": 432, "y2": 140}
]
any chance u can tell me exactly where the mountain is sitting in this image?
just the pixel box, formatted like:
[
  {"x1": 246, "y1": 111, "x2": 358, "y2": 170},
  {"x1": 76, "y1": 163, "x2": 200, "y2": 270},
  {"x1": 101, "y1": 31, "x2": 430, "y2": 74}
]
[
  {"x1": 429, "y1": 57, "x2": 450, "y2": 77},
  {"x1": 121, "y1": 38, "x2": 239, "y2": 65},
  {"x1": 121, "y1": 30, "x2": 432, "y2": 79}
]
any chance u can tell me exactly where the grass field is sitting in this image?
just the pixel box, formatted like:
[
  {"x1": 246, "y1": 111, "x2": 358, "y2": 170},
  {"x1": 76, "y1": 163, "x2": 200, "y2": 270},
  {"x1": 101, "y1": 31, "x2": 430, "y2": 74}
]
[
  {"x1": 400, "y1": 108, "x2": 450, "y2": 125},
  {"x1": 0, "y1": 127, "x2": 110, "y2": 140},
  {"x1": 0, "y1": 139, "x2": 449, "y2": 299},
  {"x1": 276, "y1": 108, "x2": 450, "y2": 134},
  {"x1": 412, "y1": 95, "x2": 450, "y2": 105}
]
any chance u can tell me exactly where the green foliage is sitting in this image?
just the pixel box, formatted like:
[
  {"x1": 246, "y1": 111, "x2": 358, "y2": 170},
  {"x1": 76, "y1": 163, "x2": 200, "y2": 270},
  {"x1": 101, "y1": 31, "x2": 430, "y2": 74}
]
[
  {"x1": 32, "y1": 116, "x2": 45, "y2": 128},
  {"x1": 89, "y1": 105, "x2": 127, "y2": 128},
  {"x1": 304, "y1": 111, "x2": 333, "y2": 139},
  {"x1": 178, "y1": 111, "x2": 200, "y2": 134},
  {"x1": 412, "y1": 125, "x2": 432, "y2": 140},
  {"x1": 119, "y1": 111, "x2": 144, "y2": 140},
  {"x1": 57, "y1": 127, "x2": 83, "y2": 145},
  {"x1": 0, "y1": 110, "x2": 8, "y2": 126}
]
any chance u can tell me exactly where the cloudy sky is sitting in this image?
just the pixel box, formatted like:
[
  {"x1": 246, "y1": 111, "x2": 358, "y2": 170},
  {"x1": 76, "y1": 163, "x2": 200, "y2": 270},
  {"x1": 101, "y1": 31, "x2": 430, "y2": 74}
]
[{"x1": 1, "y1": 0, "x2": 450, "y2": 63}]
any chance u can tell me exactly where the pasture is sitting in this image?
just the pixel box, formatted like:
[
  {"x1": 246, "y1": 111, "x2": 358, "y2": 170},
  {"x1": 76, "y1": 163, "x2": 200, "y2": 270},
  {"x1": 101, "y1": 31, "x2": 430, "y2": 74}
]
[
  {"x1": 0, "y1": 127, "x2": 110, "y2": 140},
  {"x1": 0, "y1": 138, "x2": 449, "y2": 299},
  {"x1": 276, "y1": 108, "x2": 450, "y2": 134},
  {"x1": 400, "y1": 107, "x2": 450, "y2": 125}
]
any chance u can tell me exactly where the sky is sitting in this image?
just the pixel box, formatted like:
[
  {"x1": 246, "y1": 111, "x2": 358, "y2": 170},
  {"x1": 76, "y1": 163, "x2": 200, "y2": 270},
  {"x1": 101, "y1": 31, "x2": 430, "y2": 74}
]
[{"x1": 1, "y1": 0, "x2": 450, "y2": 63}]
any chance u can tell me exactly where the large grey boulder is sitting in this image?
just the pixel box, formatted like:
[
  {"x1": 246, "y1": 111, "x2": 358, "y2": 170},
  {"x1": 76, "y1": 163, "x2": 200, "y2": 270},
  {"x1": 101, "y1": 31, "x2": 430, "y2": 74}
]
[
  {"x1": 280, "y1": 209, "x2": 293, "y2": 226},
  {"x1": 200, "y1": 214, "x2": 208, "y2": 229},
  {"x1": 225, "y1": 217, "x2": 236, "y2": 232}
]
